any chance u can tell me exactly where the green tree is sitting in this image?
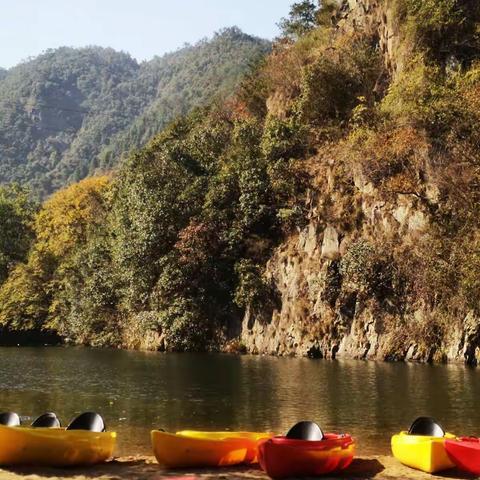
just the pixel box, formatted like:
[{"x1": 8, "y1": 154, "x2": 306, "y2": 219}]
[
  {"x1": 279, "y1": 1, "x2": 319, "y2": 40},
  {"x1": 0, "y1": 185, "x2": 37, "y2": 283}
]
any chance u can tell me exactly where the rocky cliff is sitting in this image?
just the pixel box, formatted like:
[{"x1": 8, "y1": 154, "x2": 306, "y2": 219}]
[
  {"x1": 335, "y1": 0, "x2": 403, "y2": 74},
  {"x1": 240, "y1": 0, "x2": 480, "y2": 365},
  {"x1": 240, "y1": 183, "x2": 480, "y2": 364}
]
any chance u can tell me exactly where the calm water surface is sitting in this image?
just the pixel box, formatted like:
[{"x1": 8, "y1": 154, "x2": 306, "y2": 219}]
[{"x1": 0, "y1": 347, "x2": 479, "y2": 456}]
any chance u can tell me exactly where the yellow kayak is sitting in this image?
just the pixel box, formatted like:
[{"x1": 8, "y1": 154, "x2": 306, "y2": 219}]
[
  {"x1": 391, "y1": 431, "x2": 456, "y2": 473},
  {"x1": 0, "y1": 425, "x2": 116, "y2": 467},
  {"x1": 151, "y1": 430, "x2": 273, "y2": 468}
]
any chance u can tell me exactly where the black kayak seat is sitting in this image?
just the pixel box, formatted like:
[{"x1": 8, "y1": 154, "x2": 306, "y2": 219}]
[
  {"x1": 31, "y1": 412, "x2": 61, "y2": 428},
  {"x1": 286, "y1": 421, "x2": 324, "y2": 441},
  {"x1": 0, "y1": 412, "x2": 20, "y2": 427},
  {"x1": 66, "y1": 412, "x2": 106, "y2": 432},
  {"x1": 408, "y1": 417, "x2": 445, "y2": 437}
]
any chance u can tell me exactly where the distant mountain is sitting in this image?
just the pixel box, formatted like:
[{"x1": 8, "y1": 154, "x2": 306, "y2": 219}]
[{"x1": 0, "y1": 28, "x2": 270, "y2": 196}]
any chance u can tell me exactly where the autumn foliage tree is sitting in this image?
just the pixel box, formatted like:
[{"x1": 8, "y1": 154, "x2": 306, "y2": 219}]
[{"x1": 0, "y1": 177, "x2": 111, "y2": 332}]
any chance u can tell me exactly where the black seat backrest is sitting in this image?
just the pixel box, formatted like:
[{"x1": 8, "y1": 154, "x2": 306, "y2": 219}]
[
  {"x1": 0, "y1": 412, "x2": 20, "y2": 427},
  {"x1": 66, "y1": 412, "x2": 106, "y2": 432},
  {"x1": 286, "y1": 421, "x2": 324, "y2": 441},
  {"x1": 31, "y1": 412, "x2": 61, "y2": 428},
  {"x1": 408, "y1": 417, "x2": 445, "y2": 437}
]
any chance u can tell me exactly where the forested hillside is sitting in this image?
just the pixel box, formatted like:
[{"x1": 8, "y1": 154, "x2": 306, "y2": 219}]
[
  {"x1": 0, "y1": 28, "x2": 270, "y2": 196},
  {"x1": 2, "y1": 0, "x2": 480, "y2": 365}
]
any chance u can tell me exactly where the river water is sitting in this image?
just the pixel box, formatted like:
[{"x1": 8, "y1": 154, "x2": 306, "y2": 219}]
[{"x1": 0, "y1": 347, "x2": 479, "y2": 456}]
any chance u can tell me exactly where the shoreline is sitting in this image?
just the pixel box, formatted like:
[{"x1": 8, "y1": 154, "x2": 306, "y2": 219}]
[
  {"x1": 0, "y1": 456, "x2": 472, "y2": 480},
  {"x1": 1, "y1": 343, "x2": 477, "y2": 369}
]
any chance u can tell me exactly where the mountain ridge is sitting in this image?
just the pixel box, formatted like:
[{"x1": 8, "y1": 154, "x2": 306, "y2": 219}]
[{"x1": 0, "y1": 27, "x2": 270, "y2": 197}]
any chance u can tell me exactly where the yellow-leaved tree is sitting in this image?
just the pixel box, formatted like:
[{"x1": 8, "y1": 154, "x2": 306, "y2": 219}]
[{"x1": 0, "y1": 176, "x2": 111, "y2": 332}]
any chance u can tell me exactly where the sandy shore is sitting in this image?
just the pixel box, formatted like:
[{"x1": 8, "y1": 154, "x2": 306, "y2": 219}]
[{"x1": 0, "y1": 456, "x2": 474, "y2": 480}]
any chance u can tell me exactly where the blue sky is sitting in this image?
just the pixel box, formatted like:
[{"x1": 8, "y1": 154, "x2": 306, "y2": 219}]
[{"x1": 0, "y1": 0, "x2": 294, "y2": 69}]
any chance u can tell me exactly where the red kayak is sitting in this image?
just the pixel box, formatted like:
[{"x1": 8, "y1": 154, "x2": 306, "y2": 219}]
[
  {"x1": 258, "y1": 433, "x2": 355, "y2": 478},
  {"x1": 445, "y1": 437, "x2": 480, "y2": 475}
]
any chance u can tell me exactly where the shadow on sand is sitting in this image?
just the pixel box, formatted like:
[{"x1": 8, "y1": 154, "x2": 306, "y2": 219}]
[{"x1": 3, "y1": 456, "x2": 477, "y2": 480}]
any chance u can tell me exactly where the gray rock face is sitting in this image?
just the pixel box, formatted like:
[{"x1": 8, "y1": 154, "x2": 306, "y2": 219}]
[
  {"x1": 240, "y1": 206, "x2": 479, "y2": 363},
  {"x1": 321, "y1": 226, "x2": 340, "y2": 260}
]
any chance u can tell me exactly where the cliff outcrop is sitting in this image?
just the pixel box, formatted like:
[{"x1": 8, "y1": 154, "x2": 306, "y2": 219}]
[{"x1": 240, "y1": 0, "x2": 480, "y2": 365}]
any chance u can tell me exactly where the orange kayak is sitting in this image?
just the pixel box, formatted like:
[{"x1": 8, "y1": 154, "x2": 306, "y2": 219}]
[{"x1": 151, "y1": 430, "x2": 273, "y2": 468}]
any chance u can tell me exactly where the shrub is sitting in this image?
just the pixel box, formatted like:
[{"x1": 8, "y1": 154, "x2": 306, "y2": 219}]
[
  {"x1": 406, "y1": 0, "x2": 462, "y2": 36},
  {"x1": 261, "y1": 115, "x2": 306, "y2": 161},
  {"x1": 121, "y1": 311, "x2": 164, "y2": 351},
  {"x1": 158, "y1": 298, "x2": 212, "y2": 352},
  {"x1": 295, "y1": 36, "x2": 382, "y2": 127},
  {"x1": 277, "y1": 206, "x2": 308, "y2": 231},
  {"x1": 0, "y1": 185, "x2": 37, "y2": 284},
  {"x1": 234, "y1": 260, "x2": 269, "y2": 309},
  {"x1": 348, "y1": 125, "x2": 428, "y2": 197},
  {"x1": 261, "y1": 116, "x2": 308, "y2": 208},
  {"x1": 380, "y1": 58, "x2": 462, "y2": 134},
  {"x1": 402, "y1": 0, "x2": 480, "y2": 61},
  {"x1": 340, "y1": 240, "x2": 395, "y2": 299},
  {"x1": 0, "y1": 259, "x2": 50, "y2": 331}
]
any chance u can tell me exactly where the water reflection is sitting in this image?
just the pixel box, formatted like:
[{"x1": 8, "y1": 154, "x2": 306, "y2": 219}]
[{"x1": 0, "y1": 347, "x2": 479, "y2": 455}]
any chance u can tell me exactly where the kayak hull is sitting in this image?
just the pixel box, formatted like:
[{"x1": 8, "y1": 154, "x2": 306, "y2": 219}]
[
  {"x1": 151, "y1": 430, "x2": 273, "y2": 469},
  {"x1": 258, "y1": 433, "x2": 355, "y2": 479},
  {"x1": 445, "y1": 437, "x2": 480, "y2": 475},
  {"x1": 0, "y1": 425, "x2": 116, "y2": 467},
  {"x1": 391, "y1": 431, "x2": 456, "y2": 473}
]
